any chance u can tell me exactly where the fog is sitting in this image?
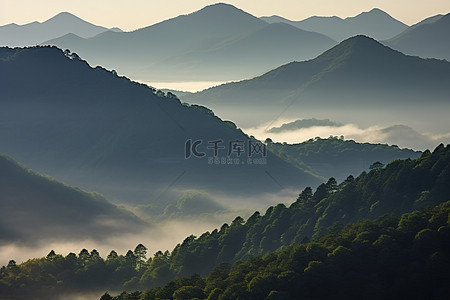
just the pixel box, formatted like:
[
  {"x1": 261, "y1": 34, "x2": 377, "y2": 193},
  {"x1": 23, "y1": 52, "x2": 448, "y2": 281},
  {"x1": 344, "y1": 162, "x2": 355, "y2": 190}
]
[
  {"x1": 243, "y1": 118, "x2": 450, "y2": 151},
  {"x1": 0, "y1": 187, "x2": 300, "y2": 267},
  {"x1": 148, "y1": 81, "x2": 228, "y2": 93}
]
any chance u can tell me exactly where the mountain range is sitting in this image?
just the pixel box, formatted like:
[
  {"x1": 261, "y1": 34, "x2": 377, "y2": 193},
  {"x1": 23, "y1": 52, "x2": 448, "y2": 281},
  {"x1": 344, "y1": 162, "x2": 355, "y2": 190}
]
[
  {"x1": 384, "y1": 12, "x2": 450, "y2": 62},
  {"x1": 0, "y1": 46, "x2": 318, "y2": 216},
  {"x1": 0, "y1": 12, "x2": 121, "y2": 47},
  {"x1": 261, "y1": 8, "x2": 408, "y2": 41},
  {"x1": 183, "y1": 35, "x2": 450, "y2": 130},
  {"x1": 43, "y1": 3, "x2": 336, "y2": 82}
]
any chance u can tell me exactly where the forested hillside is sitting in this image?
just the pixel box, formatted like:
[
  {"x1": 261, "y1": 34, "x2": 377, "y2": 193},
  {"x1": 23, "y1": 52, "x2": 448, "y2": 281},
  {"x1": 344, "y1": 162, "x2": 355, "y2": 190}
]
[
  {"x1": 128, "y1": 199, "x2": 450, "y2": 299},
  {"x1": 1, "y1": 144, "x2": 448, "y2": 299},
  {"x1": 266, "y1": 137, "x2": 421, "y2": 181}
]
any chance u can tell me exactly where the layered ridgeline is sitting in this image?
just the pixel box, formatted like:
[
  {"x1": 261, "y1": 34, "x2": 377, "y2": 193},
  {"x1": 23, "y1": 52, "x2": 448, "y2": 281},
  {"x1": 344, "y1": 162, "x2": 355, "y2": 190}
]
[
  {"x1": 184, "y1": 35, "x2": 450, "y2": 128},
  {"x1": 0, "y1": 12, "x2": 121, "y2": 47},
  {"x1": 266, "y1": 137, "x2": 421, "y2": 181},
  {"x1": 44, "y1": 3, "x2": 336, "y2": 82},
  {"x1": 0, "y1": 46, "x2": 318, "y2": 213},
  {"x1": 2, "y1": 145, "x2": 448, "y2": 299},
  {"x1": 384, "y1": 12, "x2": 450, "y2": 62},
  {"x1": 261, "y1": 8, "x2": 408, "y2": 42},
  {"x1": 0, "y1": 153, "x2": 145, "y2": 246}
]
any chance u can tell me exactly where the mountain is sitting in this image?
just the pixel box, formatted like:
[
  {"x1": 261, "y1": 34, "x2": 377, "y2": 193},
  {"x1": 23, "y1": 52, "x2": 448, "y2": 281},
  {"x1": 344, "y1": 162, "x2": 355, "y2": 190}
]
[
  {"x1": 183, "y1": 35, "x2": 450, "y2": 129},
  {"x1": 2, "y1": 144, "x2": 449, "y2": 299},
  {"x1": 384, "y1": 12, "x2": 450, "y2": 61},
  {"x1": 44, "y1": 3, "x2": 336, "y2": 82},
  {"x1": 0, "y1": 12, "x2": 122, "y2": 47},
  {"x1": 130, "y1": 22, "x2": 336, "y2": 82},
  {"x1": 0, "y1": 153, "x2": 144, "y2": 246},
  {"x1": 266, "y1": 137, "x2": 422, "y2": 181},
  {"x1": 261, "y1": 8, "x2": 408, "y2": 41},
  {"x1": 0, "y1": 46, "x2": 320, "y2": 214}
]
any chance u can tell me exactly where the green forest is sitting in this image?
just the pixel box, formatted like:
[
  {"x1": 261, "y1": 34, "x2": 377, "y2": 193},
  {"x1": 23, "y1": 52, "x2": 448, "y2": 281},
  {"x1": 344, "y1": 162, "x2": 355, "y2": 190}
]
[
  {"x1": 265, "y1": 136, "x2": 421, "y2": 180},
  {"x1": 112, "y1": 200, "x2": 450, "y2": 299},
  {"x1": 1, "y1": 144, "x2": 449, "y2": 299}
]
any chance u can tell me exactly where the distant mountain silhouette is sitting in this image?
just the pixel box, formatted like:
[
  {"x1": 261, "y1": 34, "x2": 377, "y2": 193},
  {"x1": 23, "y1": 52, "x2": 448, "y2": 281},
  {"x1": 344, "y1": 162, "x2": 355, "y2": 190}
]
[
  {"x1": 267, "y1": 118, "x2": 342, "y2": 133},
  {"x1": 384, "y1": 12, "x2": 450, "y2": 61},
  {"x1": 183, "y1": 35, "x2": 450, "y2": 128},
  {"x1": 0, "y1": 12, "x2": 122, "y2": 47},
  {"x1": 261, "y1": 8, "x2": 408, "y2": 41},
  {"x1": 44, "y1": 3, "x2": 336, "y2": 82},
  {"x1": 0, "y1": 46, "x2": 319, "y2": 214},
  {"x1": 0, "y1": 153, "x2": 144, "y2": 246}
]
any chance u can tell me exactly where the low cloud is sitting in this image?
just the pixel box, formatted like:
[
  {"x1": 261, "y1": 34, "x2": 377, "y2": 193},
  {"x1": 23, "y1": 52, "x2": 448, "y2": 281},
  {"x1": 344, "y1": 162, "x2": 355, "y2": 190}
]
[
  {"x1": 0, "y1": 187, "x2": 301, "y2": 267},
  {"x1": 245, "y1": 118, "x2": 450, "y2": 151}
]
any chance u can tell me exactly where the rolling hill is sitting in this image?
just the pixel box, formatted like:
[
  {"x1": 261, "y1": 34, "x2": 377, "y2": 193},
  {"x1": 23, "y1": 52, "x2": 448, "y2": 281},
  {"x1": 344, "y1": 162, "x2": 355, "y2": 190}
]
[
  {"x1": 384, "y1": 12, "x2": 450, "y2": 61},
  {"x1": 0, "y1": 12, "x2": 121, "y2": 47},
  {"x1": 0, "y1": 46, "x2": 320, "y2": 215},
  {"x1": 261, "y1": 8, "x2": 408, "y2": 41},
  {"x1": 44, "y1": 3, "x2": 336, "y2": 82}
]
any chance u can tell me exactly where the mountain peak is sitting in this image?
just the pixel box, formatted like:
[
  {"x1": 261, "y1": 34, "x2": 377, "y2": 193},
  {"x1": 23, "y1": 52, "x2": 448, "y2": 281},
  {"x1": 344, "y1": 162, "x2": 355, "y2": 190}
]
[
  {"x1": 201, "y1": 2, "x2": 240, "y2": 11},
  {"x1": 367, "y1": 8, "x2": 387, "y2": 14},
  {"x1": 193, "y1": 2, "x2": 261, "y2": 20},
  {"x1": 45, "y1": 11, "x2": 83, "y2": 23},
  {"x1": 349, "y1": 8, "x2": 389, "y2": 18},
  {"x1": 316, "y1": 35, "x2": 388, "y2": 61},
  {"x1": 348, "y1": 7, "x2": 406, "y2": 26}
]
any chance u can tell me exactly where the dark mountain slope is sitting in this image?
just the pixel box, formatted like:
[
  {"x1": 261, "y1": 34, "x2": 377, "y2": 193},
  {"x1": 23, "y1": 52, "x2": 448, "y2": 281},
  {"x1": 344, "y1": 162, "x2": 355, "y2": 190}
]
[
  {"x1": 0, "y1": 46, "x2": 319, "y2": 210},
  {"x1": 0, "y1": 153, "x2": 144, "y2": 245}
]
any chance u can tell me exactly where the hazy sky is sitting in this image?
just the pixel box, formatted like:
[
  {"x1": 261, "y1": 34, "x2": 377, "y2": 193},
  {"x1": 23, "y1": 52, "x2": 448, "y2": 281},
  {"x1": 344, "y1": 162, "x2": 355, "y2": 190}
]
[{"x1": 1, "y1": 0, "x2": 449, "y2": 31}]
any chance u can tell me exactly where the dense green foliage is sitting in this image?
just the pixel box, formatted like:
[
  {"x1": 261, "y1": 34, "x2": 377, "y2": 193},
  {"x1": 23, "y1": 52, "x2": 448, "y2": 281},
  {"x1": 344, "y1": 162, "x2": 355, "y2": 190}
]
[
  {"x1": 1, "y1": 144, "x2": 449, "y2": 299},
  {"x1": 133, "y1": 199, "x2": 450, "y2": 299},
  {"x1": 145, "y1": 144, "x2": 448, "y2": 279},
  {"x1": 0, "y1": 246, "x2": 149, "y2": 299},
  {"x1": 266, "y1": 136, "x2": 421, "y2": 180}
]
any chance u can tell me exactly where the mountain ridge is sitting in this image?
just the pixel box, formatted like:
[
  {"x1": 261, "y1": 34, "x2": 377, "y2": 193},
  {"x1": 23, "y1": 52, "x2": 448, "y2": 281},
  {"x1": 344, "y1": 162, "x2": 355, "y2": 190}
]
[
  {"x1": 44, "y1": 3, "x2": 336, "y2": 82},
  {"x1": 183, "y1": 35, "x2": 450, "y2": 130},
  {"x1": 261, "y1": 8, "x2": 408, "y2": 41},
  {"x1": 0, "y1": 12, "x2": 121, "y2": 47}
]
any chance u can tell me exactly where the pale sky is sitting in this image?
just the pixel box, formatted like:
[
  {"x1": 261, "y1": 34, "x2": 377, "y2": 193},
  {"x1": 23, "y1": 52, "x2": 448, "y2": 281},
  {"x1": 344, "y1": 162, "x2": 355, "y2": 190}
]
[{"x1": 1, "y1": 0, "x2": 449, "y2": 31}]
